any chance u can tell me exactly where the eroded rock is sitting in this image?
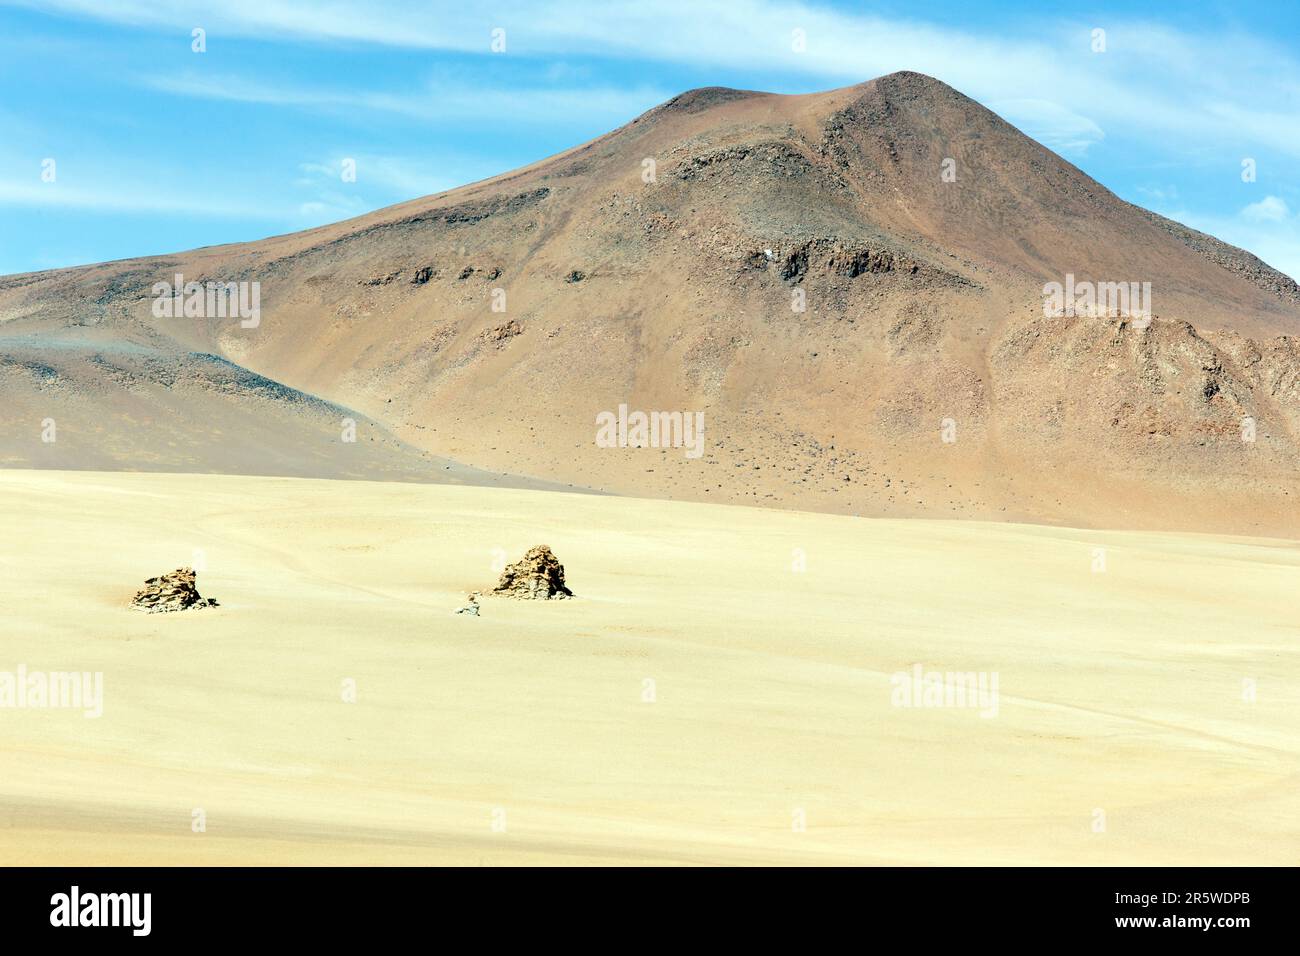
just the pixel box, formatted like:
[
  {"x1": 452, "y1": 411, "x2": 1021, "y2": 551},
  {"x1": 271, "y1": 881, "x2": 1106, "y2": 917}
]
[
  {"x1": 492, "y1": 546, "x2": 573, "y2": 600},
  {"x1": 130, "y1": 567, "x2": 218, "y2": 613}
]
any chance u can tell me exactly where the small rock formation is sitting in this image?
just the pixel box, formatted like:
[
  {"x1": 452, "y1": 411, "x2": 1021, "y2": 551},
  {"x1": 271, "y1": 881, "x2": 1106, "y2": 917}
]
[
  {"x1": 483, "y1": 319, "x2": 522, "y2": 343},
  {"x1": 130, "y1": 567, "x2": 218, "y2": 613},
  {"x1": 564, "y1": 270, "x2": 586, "y2": 283},
  {"x1": 454, "y1": 592, "x2": 481, "y2": 616},
  {"x1": 492, "y1": 546, "x2": 573, "y2": 600},
  {"x1": 411, "y1": 266, "x2": 434, "y2": 284}
]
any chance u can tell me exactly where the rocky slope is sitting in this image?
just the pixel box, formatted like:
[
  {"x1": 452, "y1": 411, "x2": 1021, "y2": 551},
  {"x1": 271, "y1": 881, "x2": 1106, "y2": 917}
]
[{"x1": 2, "y1": 71, "x2": 1297, "y2": 533}]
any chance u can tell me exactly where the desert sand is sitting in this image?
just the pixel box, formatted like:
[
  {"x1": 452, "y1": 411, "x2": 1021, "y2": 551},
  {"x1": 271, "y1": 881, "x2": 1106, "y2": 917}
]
[{"x1": 1, "y1": 469, "x2": 1295, "y2": 865}]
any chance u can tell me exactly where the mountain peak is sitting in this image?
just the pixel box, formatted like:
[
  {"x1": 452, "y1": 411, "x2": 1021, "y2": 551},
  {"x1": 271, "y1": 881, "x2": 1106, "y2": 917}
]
[
  {"x1": 655, "y1": 86, "x2": 763, "y2": 114},
  {"x1": 866, "y1": 69, "x2": 955, "y2": 90},
  {"x1": 4, "y1": 71, "x2": 1300, "y2": 534}
]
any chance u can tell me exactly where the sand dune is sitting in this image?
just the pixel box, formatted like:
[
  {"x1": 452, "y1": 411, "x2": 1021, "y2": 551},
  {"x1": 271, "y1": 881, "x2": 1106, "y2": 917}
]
[{"x1": 1, "y1": 470, "x2": 1295, "y2": 865}]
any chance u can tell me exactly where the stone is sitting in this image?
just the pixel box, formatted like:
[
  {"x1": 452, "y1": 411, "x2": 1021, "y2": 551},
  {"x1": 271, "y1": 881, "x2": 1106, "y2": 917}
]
[
  {"x1": 130, "y1": 567, "x2": 218, "y2": 613},
  {"x1": 492, "y1": 546, "x2": 573, "y2": 600}
]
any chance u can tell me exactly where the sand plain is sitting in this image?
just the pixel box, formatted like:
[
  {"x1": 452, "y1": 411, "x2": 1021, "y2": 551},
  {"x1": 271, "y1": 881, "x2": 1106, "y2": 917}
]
[{"x1": 0, "y1": 469, "x2": 1296, "y2": 865}]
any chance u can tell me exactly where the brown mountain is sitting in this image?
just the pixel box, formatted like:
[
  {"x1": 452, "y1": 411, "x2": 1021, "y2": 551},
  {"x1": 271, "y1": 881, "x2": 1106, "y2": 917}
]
[{"x1": 3, "y1": 71, "x2": 1298, "y2": 533}]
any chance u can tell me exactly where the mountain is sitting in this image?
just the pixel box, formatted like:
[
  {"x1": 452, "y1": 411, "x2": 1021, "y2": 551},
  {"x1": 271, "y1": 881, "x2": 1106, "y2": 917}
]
[{"x1": 2, "y1": 71, "x2": 1298, "y2": 533}]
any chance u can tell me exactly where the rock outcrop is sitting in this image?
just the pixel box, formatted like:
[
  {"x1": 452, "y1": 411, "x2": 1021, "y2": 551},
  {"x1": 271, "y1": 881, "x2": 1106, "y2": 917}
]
[
  {"x1": 492, "y1": 546, "x2": 573, "y2": 599},
  {"x1": 130, "y1": 567, "x2": 219, "y2": 613}
]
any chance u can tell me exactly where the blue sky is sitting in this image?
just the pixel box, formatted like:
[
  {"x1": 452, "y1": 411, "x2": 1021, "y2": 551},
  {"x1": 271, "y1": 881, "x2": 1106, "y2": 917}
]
[{"x1": 1, "y1": 0, "x2": 1298, "y2": 278}]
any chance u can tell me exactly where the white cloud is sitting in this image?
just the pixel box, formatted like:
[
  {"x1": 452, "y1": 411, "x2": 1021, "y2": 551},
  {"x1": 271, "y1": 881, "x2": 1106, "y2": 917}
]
[
  {"x1": 1160, "y1": 205, "x2": 1300, "y2": 282},
  {"x1": 140, "y1": 71, "x2": 670, "y2": 123},
  {"x1": 295, "y1": 194, "x2": 368, "y2": 223},
  {"x1": 297, "y1": 156, "x2": 455, "y2": 197},
  {"x1": 16, "y1": 0, "x2": 1300, "y2": 160},
  {"x1": 289, "y1": 156, "x2": 457, "y2": 225},
  {"x1": 0, "y1": 177, "x2": 280, "y2": 218},
  {"x1": 1136, "y1": 184, "x2": 1179, "y2": 203},
  {"x1": 990, "y1": 99, "x2": 1105, "y2": 155},
  {"x1": 1242, "y1": 195, "x2": 1290, "y2": 223}
]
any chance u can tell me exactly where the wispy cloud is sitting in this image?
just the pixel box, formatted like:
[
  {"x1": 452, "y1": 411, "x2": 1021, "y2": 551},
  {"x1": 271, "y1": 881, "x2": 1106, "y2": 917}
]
[
  {"x1": 296, "y1": 155, "x2": 454, "y2": 198},
  {"x1": 0, "y1": 177, "x2": 281, "y2": 218},
  {"x1": 140, "y1": 71, "x2": 669, "y2": 123},
  {"x1": 1242, "y1": 195, "x2": 1290, "y2": 223},
  {"x1": 988, "y1": 99, "x2": 1105, "y2": 156},
  {"x1": 1149, "y1": 200, "x2": 1300, "y2": 283},
  {"x1": 20, "y1": 0, "x2": 1300, "y2": 160},
  {"x1": 289, "y1": 155, "x2": 470, "y2": 224}
]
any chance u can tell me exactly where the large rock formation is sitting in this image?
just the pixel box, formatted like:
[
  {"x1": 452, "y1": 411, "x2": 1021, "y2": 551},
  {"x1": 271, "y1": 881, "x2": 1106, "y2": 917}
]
[
  {"x1": 492, "y1": 546, "x2": 573, "y2": 600},
  {"x1": 130, "y1": 567, "x2": 219, "y2": 613}
]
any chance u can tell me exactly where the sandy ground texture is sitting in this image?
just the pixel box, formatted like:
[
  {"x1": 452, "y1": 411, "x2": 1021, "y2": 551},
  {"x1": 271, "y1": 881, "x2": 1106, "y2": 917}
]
[{"x1": 0, "y1": 469, "x2": 1296, "y2": 865}]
